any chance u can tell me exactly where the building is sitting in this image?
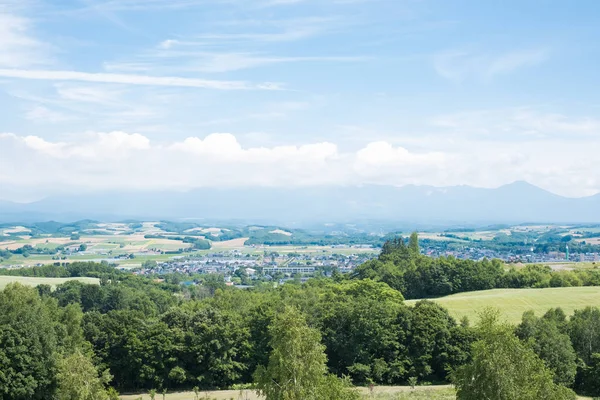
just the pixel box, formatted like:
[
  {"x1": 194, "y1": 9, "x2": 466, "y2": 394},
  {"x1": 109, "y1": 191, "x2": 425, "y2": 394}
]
[{"x1": 263, "y1": 266, "x2": 315, "y2": 275}]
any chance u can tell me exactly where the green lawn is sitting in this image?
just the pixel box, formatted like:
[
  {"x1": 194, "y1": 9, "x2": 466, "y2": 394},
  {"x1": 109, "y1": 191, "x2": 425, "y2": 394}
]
[
  {"x1": 0, "y1": 275, "x2": 100, "y2": 290},
  {"x1": 406, "y1": 287, "x2": 600, "y2": 324}
]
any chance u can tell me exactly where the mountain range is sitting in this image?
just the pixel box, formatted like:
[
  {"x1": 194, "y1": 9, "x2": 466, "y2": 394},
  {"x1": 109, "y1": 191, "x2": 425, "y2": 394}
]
[{"x1": 0, "y1": 182, "x2": 599, "y2": 226}]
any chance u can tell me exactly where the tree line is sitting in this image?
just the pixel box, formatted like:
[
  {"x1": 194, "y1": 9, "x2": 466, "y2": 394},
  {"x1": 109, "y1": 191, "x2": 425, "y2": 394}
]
[
  {"x1": 353, "y1": 233, "x2": 600, "y2": 299},
  {"x1": 1, "y1": 237, "x2": 600, "y2": 399}
]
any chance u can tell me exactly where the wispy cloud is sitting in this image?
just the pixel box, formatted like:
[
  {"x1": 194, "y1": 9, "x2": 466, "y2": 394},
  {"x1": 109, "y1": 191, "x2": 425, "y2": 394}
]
[
  {"x1": 434, "y1": 47, "x2": 549, "y2": 82},
  {"x1": 164, "y1": 15, "x2": 340, "y2": 46},
  {"x1": 0, "y1": 12, "x2": 49, "y2": 68},
  {"x1": 124, "y1": 50, "x2": 364, "y2": 73},
  {"x1": 72, "y1": 0, "x2": 301, "y2": 13},
  {"x1": 25, "y1": 105, "x2": 73, "y2": 123},
  {"x1": 0, "y1": 68, "x2": 282, "y2": 90},
  {"x1": 431, "y1": 107, "x2": 600, "y2": 139},
  {"x1": 74, "y1": 0, "x2": 213, "y2": 12}
]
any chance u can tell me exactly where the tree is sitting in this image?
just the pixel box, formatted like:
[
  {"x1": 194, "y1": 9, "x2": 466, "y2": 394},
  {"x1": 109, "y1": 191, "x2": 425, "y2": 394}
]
[
  {"x1": 516, "y1": 311, "x2": 577, "y2": 387},
  {"x1": 568, "y1": 307, "x2": 600, "y2": 364},
  {"x1": 0, "y1": 284, "x2": 59, "y2": 399},
  {"x1": 408, "y1": 232, "x2": 420, "y2": 256},
  {"x1": 56, "y1": 351, "x2": 112, "y2": 400},
  {"x1": 318, "y1": 280, "x2": 407, "y2": 384},
  {"x1": 452, "y1": 309, "x2": 576, "y2": 400},
  {"x1": 254, "y1": 306, "x2": 359, "y2": 400},
  {"x1": 576, "y1": 353, "x2": 600, "y2": 396},
  {"x1": 407, "y1": 300, "x2": 470, "y2": 382}
]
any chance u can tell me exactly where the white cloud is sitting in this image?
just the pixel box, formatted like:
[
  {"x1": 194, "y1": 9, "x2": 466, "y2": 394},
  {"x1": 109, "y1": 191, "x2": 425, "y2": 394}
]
[
  {"x1": 0, "y1": 12, "x2": 48, "y2": 68},
  {"x1": 356, "y1": 141, "x2": 445, "y2": 166},
  {"x1": 0, "y1": 132, "x2": 445, "y2": 192},
  {"x1": 7, "y1": 131, "x2": 150, "y2": 159},
  {"x1": 3, "y1": 130, "x2": 599, "y2": 197},
  {"x1": 172, "y1": 133, "x2": 340, "y2": 163},
  {"x1": 0, "y1": 68, "x2": 282, "y2": 90},
  {"x1": 434, "y1": 48, "x2": 549, "y2": 82}
]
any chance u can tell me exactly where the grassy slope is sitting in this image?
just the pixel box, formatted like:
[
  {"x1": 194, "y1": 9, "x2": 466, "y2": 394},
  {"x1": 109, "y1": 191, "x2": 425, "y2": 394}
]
[
  {"x1": 0, "y1": 276, "x2": 100, "y2": 290},
  {"x1": 406, "y1": 287, "x2": 600, "y2": 324}
]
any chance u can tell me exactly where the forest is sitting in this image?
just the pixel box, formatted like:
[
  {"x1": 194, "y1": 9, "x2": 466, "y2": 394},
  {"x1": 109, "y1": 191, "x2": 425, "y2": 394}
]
[{"x1": 1, "y1": 237, "x2": 599, "y2": 399}]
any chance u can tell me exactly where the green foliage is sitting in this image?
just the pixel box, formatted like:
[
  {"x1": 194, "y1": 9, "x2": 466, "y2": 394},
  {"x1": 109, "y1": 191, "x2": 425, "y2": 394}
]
[
  {"x1": 0, "y1": 283, "x2": 60, "y2": 399},
  {"x1": 318, "y1": 280, "x2": 408, "y2": 384},
  {"x1": 1, "y1": 242, "x2": 599, "y2": 398},
  {"x1": 355, "y1": 235, "x2": 600, "y2": 300},
  {"x1": 452, "y1": 309, "x2": 576, "y2": 400},
  {"x1": 254, "y1": 306, "x2": 360, "y2": 400},
  {"x1": 516, "y1": 309, "x2": 578, "y2": 386},
  {"x1": 576, "y1": 353, "x2": 600, "y2": 396},
  {"x1": 407, "y1": 300, "x2": 474, "y2": 382},
  {"x1": 56, "y1": 350, "x2": 112, "y2": 400},
  {"x1": 0, "y1": 261, "x2": 118, "y2": 278},
  {"x1": 192, "y1": 238, "x2": 211, "y2": 250},
  {"x1": 568, "y1": 306, "x2": 600, "y2": 365}
]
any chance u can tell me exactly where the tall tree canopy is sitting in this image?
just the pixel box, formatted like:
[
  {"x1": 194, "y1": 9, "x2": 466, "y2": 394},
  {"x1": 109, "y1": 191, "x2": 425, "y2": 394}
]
[
  {"x1": 254, "y1": 306, "x2": 359, "y2": 400},
  {"x1": 452, "y1": 309, "x2": 576, "y2": 400}
]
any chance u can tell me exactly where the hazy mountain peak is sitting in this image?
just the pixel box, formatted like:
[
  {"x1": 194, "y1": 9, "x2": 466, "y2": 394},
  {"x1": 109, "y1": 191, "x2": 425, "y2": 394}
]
[{"x1": 1, "y1": 182, "x2": 599, "y2": 224}]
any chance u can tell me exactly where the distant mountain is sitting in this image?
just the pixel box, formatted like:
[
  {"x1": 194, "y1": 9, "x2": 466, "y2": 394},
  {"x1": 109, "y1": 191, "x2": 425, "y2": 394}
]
[{"x1": 0, "y1": 182, "x2": 599, "y2": 225}]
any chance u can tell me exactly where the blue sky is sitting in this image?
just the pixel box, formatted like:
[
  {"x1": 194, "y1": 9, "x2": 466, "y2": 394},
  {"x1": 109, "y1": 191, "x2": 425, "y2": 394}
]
[{"x1": 1, "y1": 0, "x2": 600, "y2": 201}]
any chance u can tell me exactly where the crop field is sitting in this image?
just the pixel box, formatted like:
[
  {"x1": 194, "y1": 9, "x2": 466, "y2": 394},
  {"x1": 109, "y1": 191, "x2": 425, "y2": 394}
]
[
  {"x1": 0, "y1": 276, "x2": 100, "y2": 290},
  {"x1": 406, "y1": 287, "x2": 600, "y2": 324},
  {"x1": 1, "y1": 222, "x2": 378, "y2": 268},
  {"x1": 577, "y1": 237, "x2": 600, "y2": 245}
]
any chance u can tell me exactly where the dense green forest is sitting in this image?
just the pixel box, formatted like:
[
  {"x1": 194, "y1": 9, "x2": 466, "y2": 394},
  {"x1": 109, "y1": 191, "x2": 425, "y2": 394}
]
[
  {"x1": 1, "y1": 238, "x2": 599, "y2": 399},
  {"x1": 354, "y1": 234, "x2": 600, "y2": 299}
]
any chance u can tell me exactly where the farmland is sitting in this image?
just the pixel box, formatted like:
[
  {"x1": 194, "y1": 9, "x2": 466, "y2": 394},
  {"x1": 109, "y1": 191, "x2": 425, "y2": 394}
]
[
  {"x1": 0, "y1": 275, "x2": 99, "y2": 290},
  {"x1": 406, "y1": 287, "x2": 600, "y2": 324},
  {"x1": 0, "y1": 221, "x2": 381, "y2": 268}
]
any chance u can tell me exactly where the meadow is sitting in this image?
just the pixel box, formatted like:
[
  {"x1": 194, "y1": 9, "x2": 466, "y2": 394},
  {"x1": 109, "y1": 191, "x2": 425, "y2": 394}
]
[
  {"x1": 406, "y1": 286, "x2": 600, "y2": 324},
  {"x1": 118, "y1": 386, "x2": 592, "y2": 400},
  {"x1": 0, "y1": 275, "x2": 100, "y2": 290},
  {"x1": 119, "y1": 386, "x2": 456, "y2": 400}
]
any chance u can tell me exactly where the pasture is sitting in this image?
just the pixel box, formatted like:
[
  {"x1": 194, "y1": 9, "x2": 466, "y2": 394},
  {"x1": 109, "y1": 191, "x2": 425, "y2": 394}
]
[
  {"x1": 406, "y1": 287, "x2": 600, "y2": 324},
  {"x1": 119, "y1": 386, "x2": 455, "y2": 400},
  {"x1": 0, "y1": 275, "x2": 100, "y2": 290},
  {"x1": 118, "y1": 386, "x2": 593, "y2": 400}
]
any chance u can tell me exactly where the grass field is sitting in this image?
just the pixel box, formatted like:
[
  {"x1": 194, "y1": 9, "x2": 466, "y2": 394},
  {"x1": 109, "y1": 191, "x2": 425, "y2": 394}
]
[
  {"x1": 120, "y1": 386, "x2": 455, "y2": 400},
  {"x1": 406, "y1": 287, "x2": 600, "y2": 324},
  {"x1": 119, "y1": 386, "x2": 592, "y2": 400},
  {"x1": 0, "y1": 276, "x2": 100, "y2": 290}
]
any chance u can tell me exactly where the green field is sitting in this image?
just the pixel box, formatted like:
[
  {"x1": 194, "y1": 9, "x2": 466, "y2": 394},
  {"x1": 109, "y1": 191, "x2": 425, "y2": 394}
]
[
  {"x1": 118, "y1": 386, "x2": 592, "y2": 400},
  {"x1": 406, "y1": 287, "x2": 600, "y2": 324},
  {"x1": 120, "y1": 386, "x2": 455, "y2": 400},
  {"x1": 0, "y1": 276, "x2": 100, "y2": 290}
]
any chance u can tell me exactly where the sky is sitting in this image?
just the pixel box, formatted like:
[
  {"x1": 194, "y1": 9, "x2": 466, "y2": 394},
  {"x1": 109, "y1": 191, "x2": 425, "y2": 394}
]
[{"x1": 1, "y1": 0, "x2": 600, "y2": 202}]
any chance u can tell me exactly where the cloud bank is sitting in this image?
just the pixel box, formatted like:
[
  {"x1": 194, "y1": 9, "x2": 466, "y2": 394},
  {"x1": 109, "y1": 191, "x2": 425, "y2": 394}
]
[{"x1": 1, "y1": 131, "x2": 599, "y2": 200}]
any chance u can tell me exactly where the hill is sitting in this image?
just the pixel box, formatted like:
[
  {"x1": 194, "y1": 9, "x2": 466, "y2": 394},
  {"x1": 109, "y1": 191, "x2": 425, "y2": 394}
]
[
  {"x1": 406, "y1": 287, "x2": 600, "y2": 324},
  {"x1": 0, "y1": 276, "x2": 100, "y2": 290}
]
